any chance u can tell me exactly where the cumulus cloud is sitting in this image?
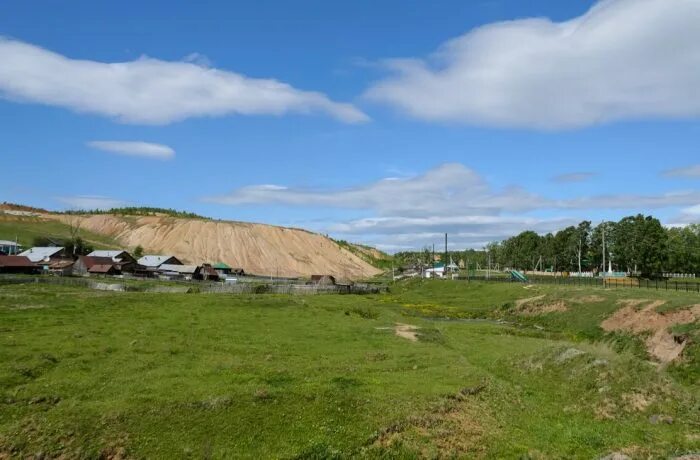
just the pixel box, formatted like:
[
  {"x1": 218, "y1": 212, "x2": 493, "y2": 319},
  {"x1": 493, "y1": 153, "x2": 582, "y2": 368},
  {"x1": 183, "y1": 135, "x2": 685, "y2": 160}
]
[
  {"x1": 87, "y1": 141, "x2": 175, "y2": 160},
  {"x1": 56, "y1": 195, "x2": 126, "y2": 210},
  {"x1": 207, "y1": 162, "x2": 700, "y2": 249},
  {"x1": 0, "y1": 37, "x2": 368, "y2": 124},
  {"x1": 662, "y1": 164, "x2": 700, "y2": 179},
  {"x1": 365, "y1": 0, "x2": 700, "y2": 129},
  {"x1": 552, "y1": 172, "x2": 596, "y2": 183}
]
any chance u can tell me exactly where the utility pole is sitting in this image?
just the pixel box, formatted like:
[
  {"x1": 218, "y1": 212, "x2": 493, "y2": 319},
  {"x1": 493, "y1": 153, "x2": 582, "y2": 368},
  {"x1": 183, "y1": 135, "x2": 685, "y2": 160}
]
[
  {"x1": 602, "y1": 221, "x2": 606, "y2": 280},
  {"x1": 444, "y1": 233, "x2": 448, "y2": 276}
]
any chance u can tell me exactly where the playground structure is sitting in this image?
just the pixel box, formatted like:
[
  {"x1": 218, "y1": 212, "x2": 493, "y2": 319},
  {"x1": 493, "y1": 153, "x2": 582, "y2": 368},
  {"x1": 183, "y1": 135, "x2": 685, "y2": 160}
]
[{"x1": 510, "y1": 270, "x2": 528, "y2": 282}]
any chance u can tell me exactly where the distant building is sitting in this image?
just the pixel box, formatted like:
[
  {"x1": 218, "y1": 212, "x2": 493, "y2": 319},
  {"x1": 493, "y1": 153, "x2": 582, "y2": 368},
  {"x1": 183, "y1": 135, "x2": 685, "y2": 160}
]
[
  {"x1": 0, "y1": 255, "x2": 37, "y2": 274},
  {"x1": 310, "y1": 275, "x2": 336, "y2": 286},
  {"x1": 0, "y1": 240, "x2": 21, "y2": 255}
]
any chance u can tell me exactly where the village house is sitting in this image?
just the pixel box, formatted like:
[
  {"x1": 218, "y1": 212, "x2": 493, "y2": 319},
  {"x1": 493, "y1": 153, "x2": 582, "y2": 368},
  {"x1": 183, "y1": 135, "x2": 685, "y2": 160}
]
[
  {"x1": 87, "y1": 250, "x2": 137, "y2": 264},
  {"x1": 19, "y1": 246, "x2": 69, "y2": 264},
  {"x1": 73, "y1": 253, "x2": 138, "y2": 276},
  {"x1": 158, "y1": 264, "x2": 198, "y2": 280},
  {"x1": 0, "y1": 255, "x2": 37, "y2": 274},
  {"x1": 138, "y1": 255, "x2": 183, "y2": 268},
  {"x1": 136, "y1": 255, "x2": 183, "y2": 277}
]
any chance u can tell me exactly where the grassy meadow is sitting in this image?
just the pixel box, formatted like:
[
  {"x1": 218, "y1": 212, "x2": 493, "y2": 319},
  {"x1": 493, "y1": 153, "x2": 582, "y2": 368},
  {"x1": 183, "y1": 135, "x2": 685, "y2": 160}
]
[{"x1": 1, "y1": 279, "x2": 699, "y2": 458}]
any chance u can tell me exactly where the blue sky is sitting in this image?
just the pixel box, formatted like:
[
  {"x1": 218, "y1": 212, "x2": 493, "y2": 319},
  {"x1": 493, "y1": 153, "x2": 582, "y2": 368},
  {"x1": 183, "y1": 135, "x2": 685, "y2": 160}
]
[{"x1": 1, "y1": 0, "x2": 699, "y2": 251}]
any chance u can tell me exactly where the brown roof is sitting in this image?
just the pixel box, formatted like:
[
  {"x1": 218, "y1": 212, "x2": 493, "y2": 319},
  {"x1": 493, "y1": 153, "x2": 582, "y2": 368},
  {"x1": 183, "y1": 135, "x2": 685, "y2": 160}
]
[
  {"x1": 88, "y1": 264, "x2": 117, "y2": 274},
  {"x1": 49, "y1": 260, "x2": 75, "y2": 269},
  {"x1": 0, "y1": 255, "x2": 35, "y2": 268},
  {"x1": 78, "y1": 255, "x2": 115, "y2": 269}
]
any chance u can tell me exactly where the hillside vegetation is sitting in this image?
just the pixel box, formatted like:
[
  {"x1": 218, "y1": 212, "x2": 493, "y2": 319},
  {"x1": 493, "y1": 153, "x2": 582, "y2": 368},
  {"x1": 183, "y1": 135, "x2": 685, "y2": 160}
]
[
  {"x1": 0, "y1": 280, "x2": 698, "y2": 458},
  {"x1": 0, "y1": 214, "x2": 120, "y2": 249}
]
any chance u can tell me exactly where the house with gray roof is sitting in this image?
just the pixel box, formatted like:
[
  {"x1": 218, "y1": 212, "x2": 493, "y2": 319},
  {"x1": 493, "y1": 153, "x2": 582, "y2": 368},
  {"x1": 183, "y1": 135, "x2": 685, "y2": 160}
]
[
  {"x1": 19, "y1": 247, "x2": 68, "y2": 263},
  {"x1": 87, "y1": 250, "x2": 136, "y2": 264},
  {"x1": 137, "y1": 255, "x2": 183, "y2": 268}
]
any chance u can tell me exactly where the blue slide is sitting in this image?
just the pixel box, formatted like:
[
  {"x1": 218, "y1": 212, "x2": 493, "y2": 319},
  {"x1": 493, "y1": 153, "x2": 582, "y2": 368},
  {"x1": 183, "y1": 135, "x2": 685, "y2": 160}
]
[{"x1": 511, "y1": 270, "x2": 528, "y2": 282}]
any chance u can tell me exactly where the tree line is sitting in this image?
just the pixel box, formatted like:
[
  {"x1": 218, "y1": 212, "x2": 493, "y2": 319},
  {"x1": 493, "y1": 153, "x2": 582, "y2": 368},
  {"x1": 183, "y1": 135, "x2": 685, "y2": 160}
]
[{"x1": 392, "y1": 215, "x2": 700, "y2": 278}]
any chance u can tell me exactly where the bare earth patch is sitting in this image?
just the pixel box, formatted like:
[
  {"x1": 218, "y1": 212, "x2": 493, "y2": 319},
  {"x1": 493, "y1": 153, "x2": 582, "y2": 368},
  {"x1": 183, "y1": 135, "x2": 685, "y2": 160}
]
[
  {"x1": 515, "y1": 295, "x2": 568, "y2": 315},
  {"x1": 601, "y1": 300, "x2": 700, "y2": 363},
  {"x1": 572, "y1": 294, "x2": 605, "y2": 303},
  {"x1": 394, "y1": 323, "x2": 419, "y2": 342}
]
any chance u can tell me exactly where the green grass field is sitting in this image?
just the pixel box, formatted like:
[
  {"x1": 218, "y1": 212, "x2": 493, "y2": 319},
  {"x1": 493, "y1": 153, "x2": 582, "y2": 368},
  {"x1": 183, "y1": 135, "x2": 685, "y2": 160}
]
[{"x1": 1, "y1": 280, "x2": 699, "y2": 458}]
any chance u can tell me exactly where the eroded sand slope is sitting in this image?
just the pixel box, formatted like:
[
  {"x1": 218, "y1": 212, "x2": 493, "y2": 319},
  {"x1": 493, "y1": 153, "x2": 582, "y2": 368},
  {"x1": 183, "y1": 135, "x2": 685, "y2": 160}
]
[{"x1": 50, "y1": 214, "x2": 382, "y2": 279}]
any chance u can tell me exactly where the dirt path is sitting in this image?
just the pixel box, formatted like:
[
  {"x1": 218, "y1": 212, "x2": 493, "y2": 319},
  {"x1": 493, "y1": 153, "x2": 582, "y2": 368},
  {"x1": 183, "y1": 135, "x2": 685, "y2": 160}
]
[{"x1": 602, "y1": 299, "x2": 700, "y2": 363}]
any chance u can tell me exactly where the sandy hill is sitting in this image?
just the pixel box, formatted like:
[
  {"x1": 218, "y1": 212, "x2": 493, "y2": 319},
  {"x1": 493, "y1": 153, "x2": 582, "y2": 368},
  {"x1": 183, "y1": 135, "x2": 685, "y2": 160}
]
[{"x1": 39, "y1": 213, "x2": 383, "y2": 279}]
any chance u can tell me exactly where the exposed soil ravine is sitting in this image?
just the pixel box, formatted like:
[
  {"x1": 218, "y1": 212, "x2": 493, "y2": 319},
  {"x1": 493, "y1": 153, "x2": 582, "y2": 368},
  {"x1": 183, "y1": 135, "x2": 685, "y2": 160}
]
[{"x1": 602, "y1": 299, "x2": 700, "y2": 363}]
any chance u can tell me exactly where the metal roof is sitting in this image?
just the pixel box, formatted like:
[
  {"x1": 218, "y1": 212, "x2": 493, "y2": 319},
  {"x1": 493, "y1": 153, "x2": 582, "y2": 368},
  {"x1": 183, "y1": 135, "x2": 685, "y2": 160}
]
[
  {"x1": 159, "y1": 264, "x2": 198, "y2": 274},
  {"x1": 19, "y1": 247, "x2": 65, "y2": 263},
  {"x1": 0, "y1": 240, "x2": 20, "y2": 246},
  {"x1": 87, "y1": 250, "x2": 129, "y2": 260},
  {"x1": 137, "y1": 255, "x2": 177, "y2": 267},
  {"x1": 160, "y1": 264, "x2": 197, "y2": 273}
]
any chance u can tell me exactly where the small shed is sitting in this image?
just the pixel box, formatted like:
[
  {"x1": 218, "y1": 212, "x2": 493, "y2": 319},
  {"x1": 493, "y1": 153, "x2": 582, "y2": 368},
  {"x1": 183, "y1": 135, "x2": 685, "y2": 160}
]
[{"x1": 310, "y1": 275, "x2": 336, "y2": 286}]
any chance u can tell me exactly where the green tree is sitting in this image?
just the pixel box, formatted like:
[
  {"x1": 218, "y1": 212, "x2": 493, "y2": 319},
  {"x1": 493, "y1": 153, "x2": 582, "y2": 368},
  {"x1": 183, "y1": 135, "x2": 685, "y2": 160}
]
[{"x1": 133, "y1": 245, "x2": 144, "y2": 259}]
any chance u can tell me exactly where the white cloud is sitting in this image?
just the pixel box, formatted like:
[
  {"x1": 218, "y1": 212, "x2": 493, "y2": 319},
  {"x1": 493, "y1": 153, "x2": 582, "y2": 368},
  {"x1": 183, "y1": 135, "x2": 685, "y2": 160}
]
[
  {"x1": 0, "y1": 37, "x2": 368, "y2": 124},
  {"x1": 56, "y1": 195, "x2": 126, "y2": 210},
  {"x1": 205, "y1": 163, "x2": 544, "y2": 216},
  {"x1": 662, "y1": 164, "x2": 700, "y2": 179},
  {"x1": 206, "y1": 162, "x2": 700, "y2": 249},
  {"x1": 552, "y1": 172, "x2": 595, "y2": 183},
  {"x1": 365, "y1": 0, "x2": 700, "y2": 129},
  {"x1": 669, "y1": 203, "x2": 700, "y2": 225},
  {"x1": 87, "y1": 141, "x2": 175, "y2": 160}
]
